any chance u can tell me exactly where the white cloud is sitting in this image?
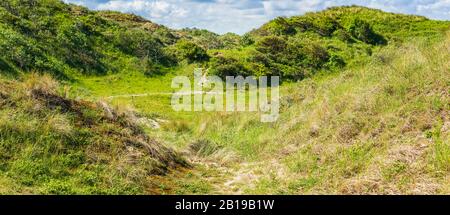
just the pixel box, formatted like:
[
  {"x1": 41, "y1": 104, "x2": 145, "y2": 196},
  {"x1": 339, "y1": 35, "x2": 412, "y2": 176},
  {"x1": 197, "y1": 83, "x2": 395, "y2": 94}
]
[{"x1": 64, "y1": 0, "x2": 450, "y2": 34}]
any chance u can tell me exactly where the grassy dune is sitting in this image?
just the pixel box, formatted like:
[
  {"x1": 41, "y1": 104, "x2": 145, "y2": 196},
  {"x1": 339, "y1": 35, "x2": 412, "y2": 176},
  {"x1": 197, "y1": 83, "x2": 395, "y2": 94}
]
[
  {"x1": 0, "y1": 74, "x2": 186, "y2": 194},
  {"x1": 199, "y1": 33, "x2": 450, "y2": 194},
  {"x1": 0, "y1": 1, "x2": 449, "y2": 194},
  {"x1": 67, "y1": 32, "x2": 449, "y2": 194}
]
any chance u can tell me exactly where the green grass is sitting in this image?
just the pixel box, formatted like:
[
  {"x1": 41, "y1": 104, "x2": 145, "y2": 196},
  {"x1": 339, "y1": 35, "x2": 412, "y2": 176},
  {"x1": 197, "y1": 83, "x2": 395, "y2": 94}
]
[
  {"x1": 180, "y1": 33, "x2": 449, "y2": 194},
  {"x1": 56, "y1": 32, "x2": 449, "y2": 194},
  {"x1": 0, "y1": 74, "x2": 186, "y2": 194},
  {"x1": 1, "y1": 2, "x2": 449, "y2": 194}
]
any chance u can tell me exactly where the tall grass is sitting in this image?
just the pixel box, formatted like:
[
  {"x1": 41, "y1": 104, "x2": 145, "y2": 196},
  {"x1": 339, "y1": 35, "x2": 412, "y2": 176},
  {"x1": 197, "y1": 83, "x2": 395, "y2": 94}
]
[
  {"x1": 191, "y1": 33, "x2": 449, "y2": 194},
  {"x1": 0, "y1": 74, "x2": 186, "y2": 194}
]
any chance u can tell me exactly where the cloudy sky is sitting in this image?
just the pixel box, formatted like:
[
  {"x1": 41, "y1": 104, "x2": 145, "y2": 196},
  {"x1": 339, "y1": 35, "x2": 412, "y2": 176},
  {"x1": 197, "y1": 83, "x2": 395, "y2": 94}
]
[{"x1": 63, "y1": 0, "x2": 450, "y2": 34}]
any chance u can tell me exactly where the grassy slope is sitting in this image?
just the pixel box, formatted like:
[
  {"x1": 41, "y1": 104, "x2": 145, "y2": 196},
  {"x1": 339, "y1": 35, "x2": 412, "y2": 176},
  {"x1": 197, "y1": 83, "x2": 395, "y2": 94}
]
[
  {"x1": 71, "y1": 33, "x2": 450, "y2": 195},
  {"x1": 0, "y1": 74, "x2": 186, "y2": 194},
  {"x1": 257, "y1": 6, "x2": 450, "y2": 39},
  {"x1": 189, "y1": 33, "x2": 449, "y2": 194},
  {"x1": 67, "y1": 7, "x2": 449, "y2": 194},
  {"x1": 206, "y1": 6, "x2": 450, "y2": 81},
  {"x1": 1, "y1": 2, "x2": 449, "y2": 194}
]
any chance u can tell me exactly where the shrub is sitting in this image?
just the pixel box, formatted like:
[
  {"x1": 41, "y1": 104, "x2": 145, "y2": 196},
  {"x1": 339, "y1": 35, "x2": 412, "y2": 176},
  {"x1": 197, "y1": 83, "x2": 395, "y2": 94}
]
[
  {"x1": 241, "y1": 33, "x2": 255, "y2": 46},
  {"x1": 0, "y1": 57, "x2": 18, "y2": 76},
  {"x1": 113, "y1": 29, "x2": 167, "y2": 63},
  {"x1": 300, "y1": 42, "x2": 330, "y2": 69},
  {"x1": 267, "y1": 17, "x2": 296, "y2": 35},
  {"x1": 180, "y1": 28, "x2": 223, "y2": 49},
  {"x1": 169, "y1": 39, "x2": 209, "y2": 63},
  {"x1": 313, "y1": 17, "x2": 339, "y2": 36},
  {"x1": 210, "y1": 55, "x2": 249, "y2": 78},
  {"x1": 256, "y1": 36, "x2": 287, "y2": 54},
  {"x1": 326, "y1": 53, "x2": 346, "y2": 69},
  {"x1": 348, "y1": 18, "x2": 387, "y2": 45},
  {"x1": 333, "y1": 29, "x2": 355, "y2": 43},
  {"x1": 219, "y1": 33, "x2": 241, "y2": 49},
  {"x1": 56, "y1": 19, "x2": 106, "y2": 74}
]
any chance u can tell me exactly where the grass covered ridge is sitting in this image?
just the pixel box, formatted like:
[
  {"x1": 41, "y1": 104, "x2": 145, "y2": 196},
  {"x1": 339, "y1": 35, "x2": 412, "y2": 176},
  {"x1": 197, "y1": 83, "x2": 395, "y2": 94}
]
[
  {"x1": 0, "y1": 74, "x2": 186, "y2": 194},
  {"x1": 0, "y1": 0, "x2": 449, "y2": 194},
  {"x1": 189, "y1": 32, "x2": 449, "y2": 194}
]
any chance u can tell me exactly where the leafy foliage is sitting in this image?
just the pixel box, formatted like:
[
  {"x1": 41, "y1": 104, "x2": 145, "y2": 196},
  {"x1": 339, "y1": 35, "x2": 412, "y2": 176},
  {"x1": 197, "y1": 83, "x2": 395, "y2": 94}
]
[
  {"x1": 211, "y1": 6, "x2": 449, "y2": 80},
  {"x1": 1, "y1": 2, "x2": 448, "y2": 82},
  {"x1": 0, "y1": 0, "x2": 192, "y2": 77},
  {"x1": 1, "y1": 1, "x2": 449, "y2": 195},
  {"x1": 169, "y1": 39, "x2": 209, "y2": 63},
  {"x1": 209, "y1": 54, "x2": 249, "y2": 77},
  {"x1": 348, "y1": 18, "x2": 387, "y2": 45}
]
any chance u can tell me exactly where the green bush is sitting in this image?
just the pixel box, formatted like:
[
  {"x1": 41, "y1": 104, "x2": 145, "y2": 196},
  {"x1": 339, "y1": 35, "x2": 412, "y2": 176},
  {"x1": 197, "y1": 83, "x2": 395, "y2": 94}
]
[
  {"x1": 210, "y1": 55, "x2": 249, "y2": 78},
  {"x1": 56, "y1": 18, "x2": 106, "y2": 74},
  {"x1": 301, "y1": 42, "x2": 330, "y2": 68},
  {"x1": 333, "y1": 29, "x2": 355, "y2": 43},
  {"x1": 241, "y1": 33, "x2": 255, "y2": 46},
  {"x1": 169, "y1": 39, "x2": 209, "y2": 63},
  {"x1": 312, "y1": 17, "x2": 339, "y2": 36},
  {"x1": 113, "y1": 29, "x2": 173, "y2": 65},
  {"x1": 326, "y1": 53, "x2": 346, "y2": 69},
  {"x1": 267, "y1": 17, "x2": 296, "y2": 35},
  {"x1": 219, "y1": 33, "x2": 241, "y2": 49},
  {"x1": 348, "y1": 18, "x2": 387, "y2": 45},
  {"x1": 256, "y1": 36, "x2": 287, "y2": 54}
]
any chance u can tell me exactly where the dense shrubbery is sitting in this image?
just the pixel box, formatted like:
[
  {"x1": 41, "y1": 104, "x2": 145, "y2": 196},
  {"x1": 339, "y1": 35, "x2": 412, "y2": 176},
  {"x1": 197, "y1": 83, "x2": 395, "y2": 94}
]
[
  {"x1": 267, "y1": 17, "x2": 297, "y2": 36},
  {"x1": 212, "y1": 6, "x2": 448, "y2": 80},
  {"x1": 0, "y1": 0, "x2": 180, "y2": 77},
  {"x1": 256, "y1": 36, "x2": 288, "y2": 54},
  {"x1": 1, "y1": 1, "x2": 449, "y2": 195},
  {"x1": 178, "y1": 28, "x2": 223, "y2": 50},
  {"x1": 0, "y1": 1, "x2": 448, "y2": 82},
  {"x1": 0, "y1": 1, "x2": 107, "y2": 76},
  {"x1": 168, "y1": 39, "x2": 209, "y2": 63},
  {"x1": 348, "y1": 18, "x2": 387, "y2": 45},
  {"x1": 178, "y1": 28, "x2": 241, "y2": 50},
  {"x1": 209, "y1": 54, "x2": 249, "y2": 77}
]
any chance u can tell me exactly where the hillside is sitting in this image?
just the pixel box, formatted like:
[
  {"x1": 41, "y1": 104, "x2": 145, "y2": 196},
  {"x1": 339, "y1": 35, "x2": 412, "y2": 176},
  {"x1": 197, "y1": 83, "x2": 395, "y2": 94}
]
[
  {"x1": 0, "y1": 0, "x2": 449, "y2": 194},
  {"x1": 1, "y1": 1, "x2": 448, "y2": 81},
  {"x1": 207, "y1": 6, "x2": 449, "y2": 80},
  {"x1": 193, "y1": 33, "x2": 449, "y2": 194},
  {"x1": 0, "y1": 74, "x2": 186, "y2": 194},
  {"x1": 0, "y1": 0, "x2": 214, "y2": 79}
]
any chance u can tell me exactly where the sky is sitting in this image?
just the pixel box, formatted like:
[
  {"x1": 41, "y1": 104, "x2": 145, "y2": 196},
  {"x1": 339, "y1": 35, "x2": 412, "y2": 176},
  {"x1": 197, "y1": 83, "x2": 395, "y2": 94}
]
[{"x1": 63, "y1": 0, "x2": 450, "y2": 34}]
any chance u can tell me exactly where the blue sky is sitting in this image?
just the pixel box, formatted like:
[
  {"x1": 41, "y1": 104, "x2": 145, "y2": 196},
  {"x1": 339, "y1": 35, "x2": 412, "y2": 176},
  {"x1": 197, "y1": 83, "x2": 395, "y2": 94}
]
[{"x1": 63, "y1": 0, "x2": 450, "y2": 34}]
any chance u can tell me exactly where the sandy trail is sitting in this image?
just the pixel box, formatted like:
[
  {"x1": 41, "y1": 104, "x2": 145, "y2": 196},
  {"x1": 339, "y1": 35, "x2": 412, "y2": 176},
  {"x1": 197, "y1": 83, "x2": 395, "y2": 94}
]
[{"x1": 106, "y1": 91, "x2": 223, "y2": 99}]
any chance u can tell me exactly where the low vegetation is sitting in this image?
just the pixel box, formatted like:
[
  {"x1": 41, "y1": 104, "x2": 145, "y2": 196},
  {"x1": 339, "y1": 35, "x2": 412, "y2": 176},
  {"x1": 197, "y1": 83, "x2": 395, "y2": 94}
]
[
  {"x1": 0, "y1": 74, "x2": 186, "y2": 194},
  {"x1": 0, "y1": 0, "x2": 449, "y2": 194},
  {"x1": 191, "y1": 33, "x2": 449, "y2": 194}
]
